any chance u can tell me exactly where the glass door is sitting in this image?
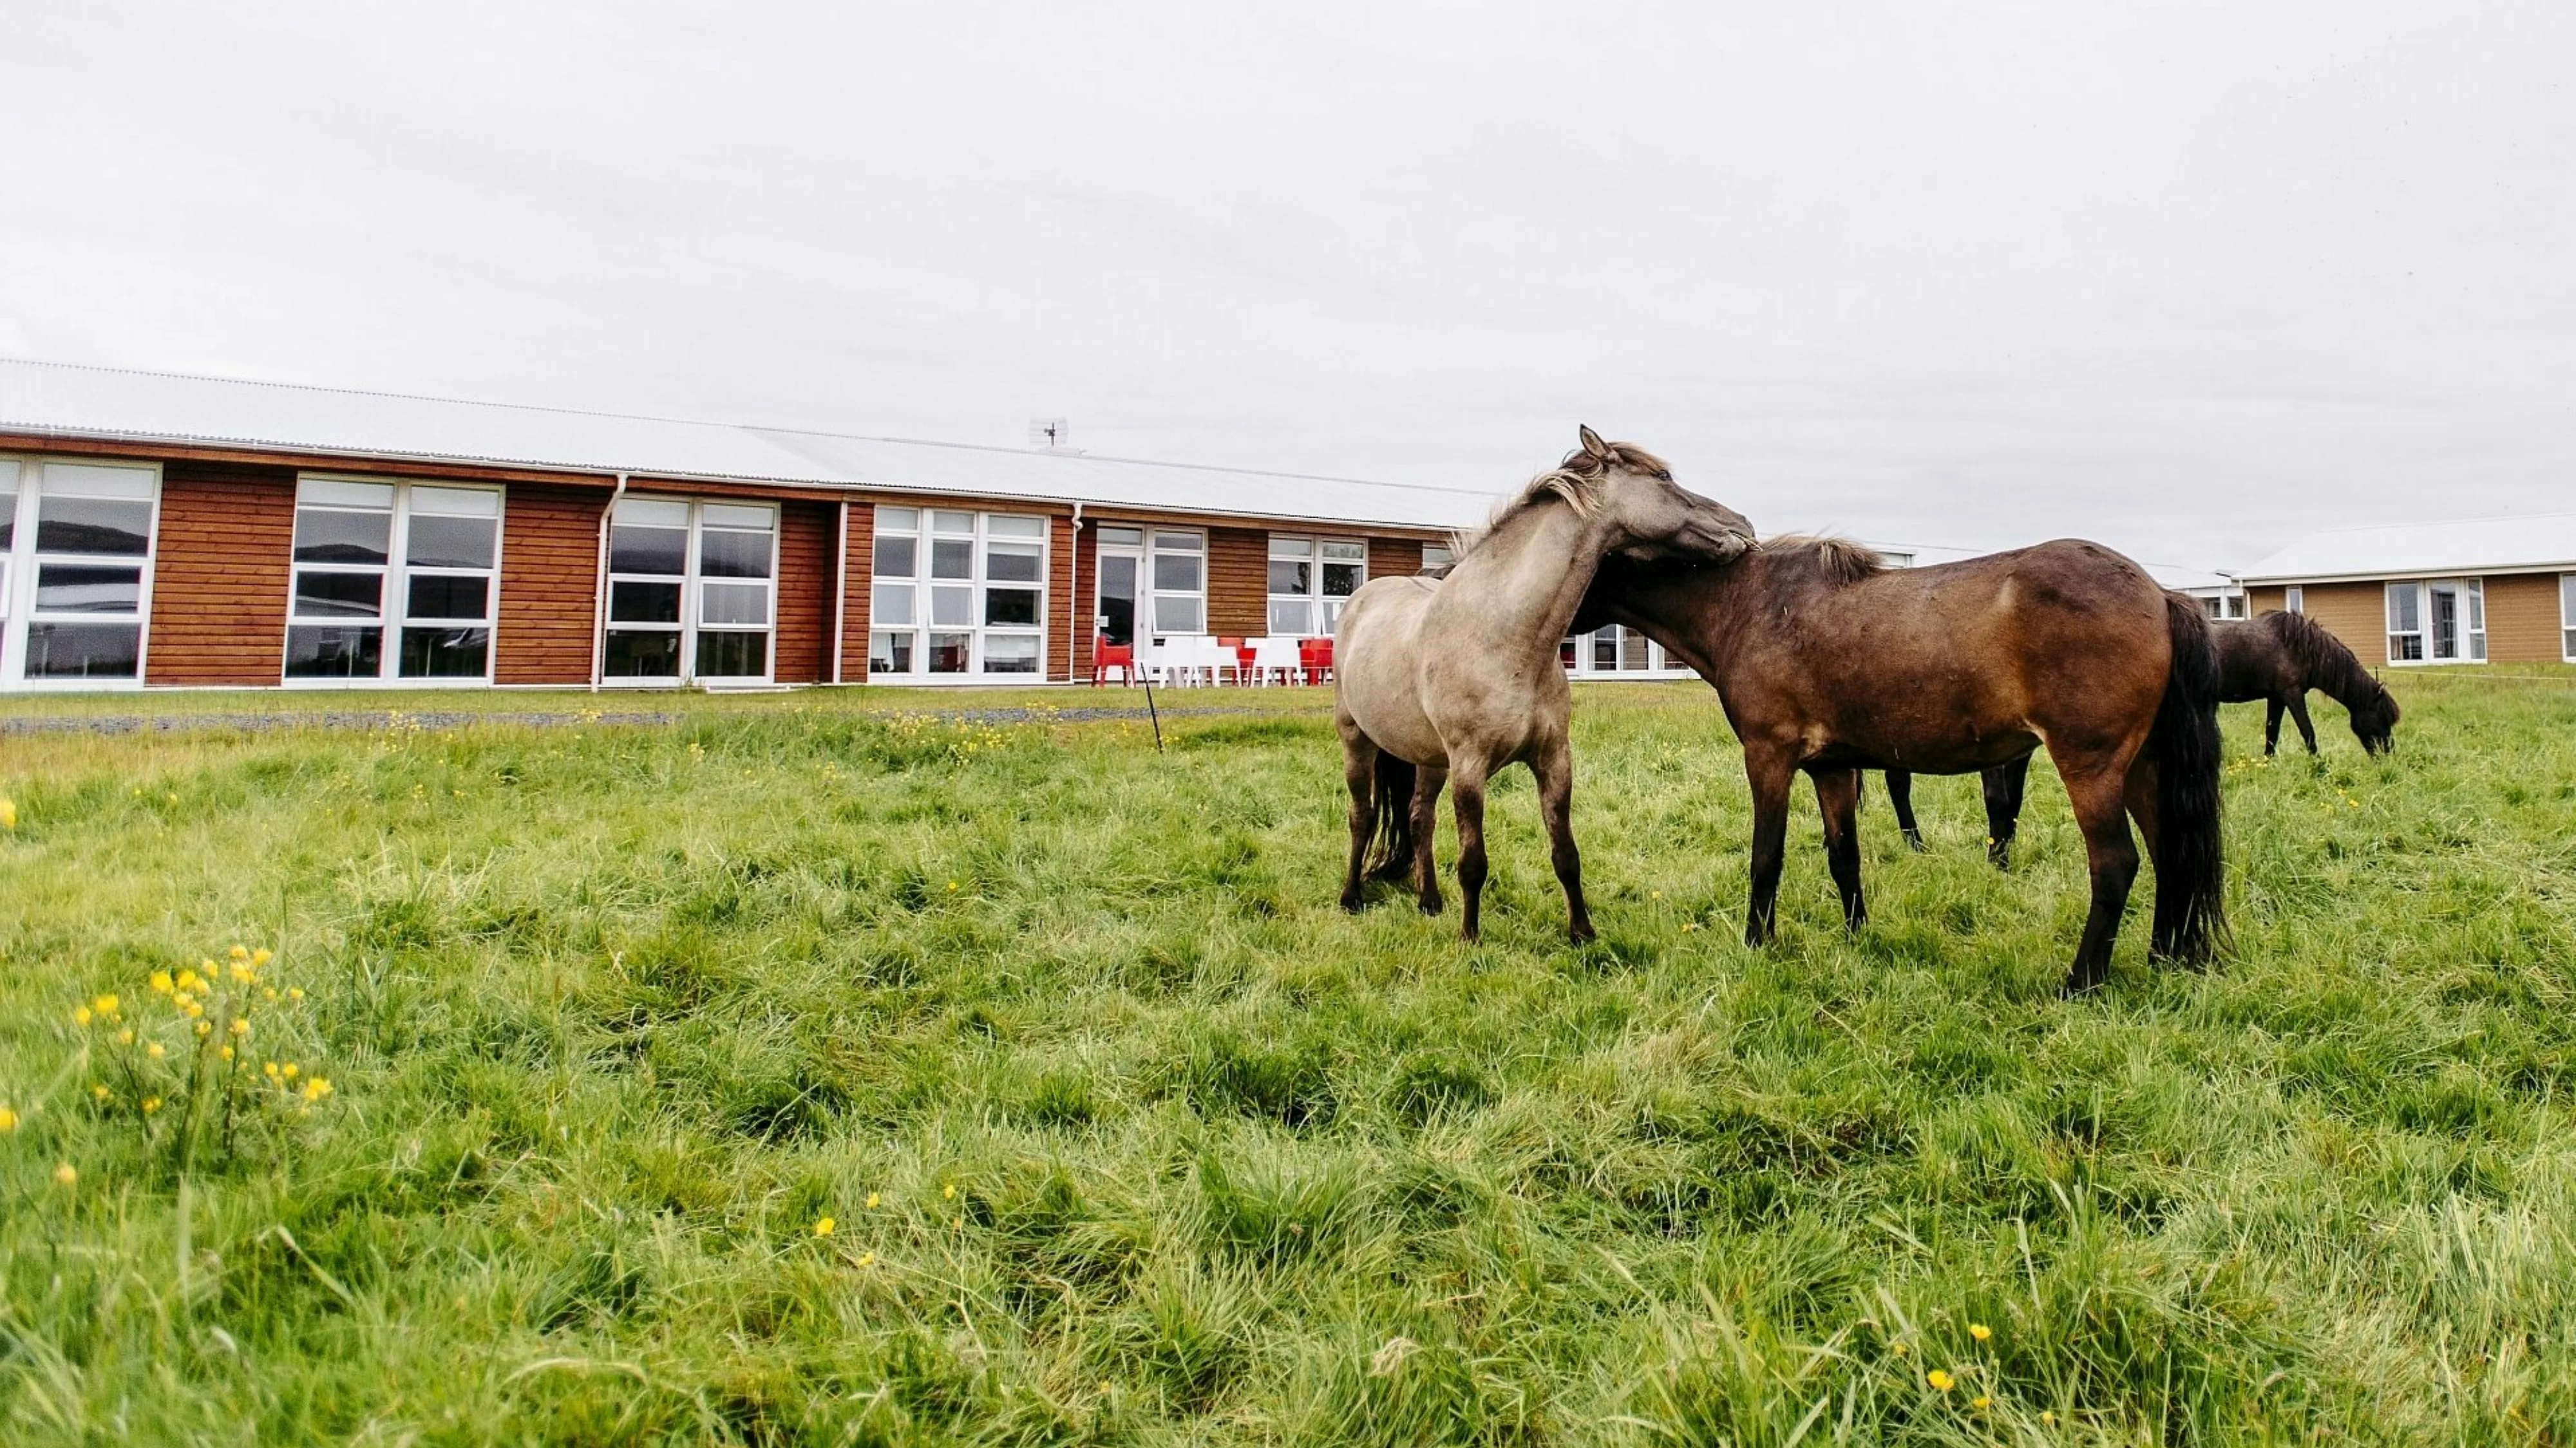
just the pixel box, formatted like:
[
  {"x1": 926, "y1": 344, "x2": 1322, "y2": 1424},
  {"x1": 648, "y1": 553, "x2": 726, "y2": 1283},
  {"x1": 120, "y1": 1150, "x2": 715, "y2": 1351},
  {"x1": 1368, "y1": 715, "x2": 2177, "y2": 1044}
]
[
  {"x1": 1095, "y1": 527, "x2": 1142, "y2": 646},
  {"x1": 2429, "y1": 581, "x2": 2460, "y2": 661}
]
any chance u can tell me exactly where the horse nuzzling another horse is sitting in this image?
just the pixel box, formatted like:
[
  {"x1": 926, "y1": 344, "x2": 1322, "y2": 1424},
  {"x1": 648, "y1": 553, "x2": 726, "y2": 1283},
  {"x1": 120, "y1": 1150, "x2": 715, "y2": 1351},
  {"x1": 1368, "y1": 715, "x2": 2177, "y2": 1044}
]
[
  {"x1": 1577, "y1": 536, "x2": 2228, "y2": 994},
  {"x1": 1332, "y1": 427, "x2": 1754, "y2": 944}
]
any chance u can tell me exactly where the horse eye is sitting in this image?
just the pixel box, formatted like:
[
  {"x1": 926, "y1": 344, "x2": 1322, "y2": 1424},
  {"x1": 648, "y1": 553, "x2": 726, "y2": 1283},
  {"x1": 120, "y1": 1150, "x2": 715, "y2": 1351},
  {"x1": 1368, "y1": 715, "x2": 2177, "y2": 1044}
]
[{"x1": 1654, "y1": 469, "x2": 1674, "y2": 482}]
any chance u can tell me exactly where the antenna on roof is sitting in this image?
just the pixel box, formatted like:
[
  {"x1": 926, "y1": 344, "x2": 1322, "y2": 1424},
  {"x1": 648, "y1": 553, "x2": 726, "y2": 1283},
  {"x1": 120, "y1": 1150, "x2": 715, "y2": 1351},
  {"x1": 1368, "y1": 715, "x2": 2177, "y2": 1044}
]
[{"x1": 1029, "y1": 418, "x2": 1070, "y2": 451}]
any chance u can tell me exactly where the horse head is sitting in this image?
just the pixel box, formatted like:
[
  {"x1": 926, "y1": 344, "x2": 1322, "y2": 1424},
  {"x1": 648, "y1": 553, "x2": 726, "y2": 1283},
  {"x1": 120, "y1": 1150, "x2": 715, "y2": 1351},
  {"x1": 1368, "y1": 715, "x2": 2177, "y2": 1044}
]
[
  {"x1": 2351, "y1": 688, "x2": 2401, "y2": 755},
  {"x1": 1558, "y1": 425, "x2": 1756, "y2": 566}
]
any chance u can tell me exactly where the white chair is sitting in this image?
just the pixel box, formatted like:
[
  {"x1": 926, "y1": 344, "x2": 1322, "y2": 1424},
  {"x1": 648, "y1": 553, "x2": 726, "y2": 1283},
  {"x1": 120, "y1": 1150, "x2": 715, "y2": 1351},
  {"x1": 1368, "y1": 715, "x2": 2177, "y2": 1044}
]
[
  {"x1": 1179, "y1": 638, "x2": 1240, "y2": 686},
  {"x1": 1247, "y1": 636, "x2": 1302, "y2": 686}
]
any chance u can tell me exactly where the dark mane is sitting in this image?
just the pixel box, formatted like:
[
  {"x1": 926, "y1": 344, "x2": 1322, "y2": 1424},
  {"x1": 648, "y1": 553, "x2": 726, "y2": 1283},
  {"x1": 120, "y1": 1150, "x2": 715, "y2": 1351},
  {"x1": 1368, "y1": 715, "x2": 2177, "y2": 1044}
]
[
  {"x1": 1766, "y1": 534, "x2": 1888, "y2": 587},
  {"x1": 2266, "y1": 610, "x2": 2385, "y2": 710}
]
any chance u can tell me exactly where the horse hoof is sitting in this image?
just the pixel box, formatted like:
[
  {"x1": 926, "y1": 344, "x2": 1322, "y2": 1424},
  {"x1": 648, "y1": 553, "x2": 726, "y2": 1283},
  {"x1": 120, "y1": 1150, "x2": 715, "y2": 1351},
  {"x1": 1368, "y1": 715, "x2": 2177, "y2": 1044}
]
[
  {"x1": 1418, "y1": 896, "x2": 1443, "y2": 917},
  {"x1": 1339, "y1": 894, "x2": 1363, "y2": 914},
  {"x1": 1569, "y1": 925, "x2": 1597, "y2": 946}
]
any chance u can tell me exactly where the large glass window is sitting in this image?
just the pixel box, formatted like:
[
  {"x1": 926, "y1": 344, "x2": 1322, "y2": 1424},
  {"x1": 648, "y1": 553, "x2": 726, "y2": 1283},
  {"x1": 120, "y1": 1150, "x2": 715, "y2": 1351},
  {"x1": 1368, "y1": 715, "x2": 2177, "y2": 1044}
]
[
  {"x1": 602, "y1": 497, "x2": 776, "y2": 684},
  {"x1": 2386, "y1": 578, "x2": 2485, "y2": 665},
  {"x1": 1419, "y1": 543, "x2": 1454, "y2": 574},
  {"x1": 284, "y1": 479, "x2": 499, "y2": 684},
  {"x1": 1268, "y1": 536, "x2": 1365, "y2": 636},
  {"x1": 3, "y1": 460, "x2": 159, "y2": 686},
  {"x1": 2562, "y1": 574, "x2": 2575, "y2": 662},
  {"x1": 2385, "y1": 582, "x2": 2423, "y2": 662},
  {"x1": 2286, "y1": 586, "x2": 2304, "y2": 615},
  {"x1": 869, "y1": 507, "x2": 1047, "y2": 677},
  {"x1": 1093, "y1": 525, "x2": 1204, "y2": 646}
]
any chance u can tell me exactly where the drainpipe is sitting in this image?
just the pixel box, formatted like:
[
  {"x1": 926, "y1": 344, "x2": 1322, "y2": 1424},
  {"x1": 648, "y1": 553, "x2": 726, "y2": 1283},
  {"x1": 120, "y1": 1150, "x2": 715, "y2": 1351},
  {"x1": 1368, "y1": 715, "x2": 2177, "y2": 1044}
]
[
  {"x1": 589, "y1": 473, "x2": 629, "y2": 691},
  {"x1": 1066, "y1": 502, "x2": 1084, "y2": 684}
]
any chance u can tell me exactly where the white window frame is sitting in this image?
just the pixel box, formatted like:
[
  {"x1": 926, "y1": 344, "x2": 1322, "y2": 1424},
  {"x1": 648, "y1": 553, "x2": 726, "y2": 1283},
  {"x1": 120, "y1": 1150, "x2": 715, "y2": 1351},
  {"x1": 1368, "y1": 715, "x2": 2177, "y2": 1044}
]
[
  {"x1": 600, "y1": 497, "x2": 779, "y2": 687},
  {"x1": 0, "y1": 456, "x2": 162, "y2": 691},
  {"x1": 2385, "y1": 577, "x2": 2485, "y2": 666},
  {"x1": 866, "y1": 506, "x2": 1049, "y2": 682},
  {"x1": 1267, "y1": 535, "x2": 1367, "y2": 637},
  {"x1": 2561, "y1": 574, "x2": 2575, "y2": 663},
  {"x1": 1419, "y1": 543, "x2": 1455, "y2": 573},
  {"x1": 1091, "y1": 524, "x2": 1206, "y2": 644},
  {"x1": 281, "y1": 476, "x2": 504, "y2": 688},
  {"x1": 2285, "y1": 585, "x2": 2304, "y2": 615}
]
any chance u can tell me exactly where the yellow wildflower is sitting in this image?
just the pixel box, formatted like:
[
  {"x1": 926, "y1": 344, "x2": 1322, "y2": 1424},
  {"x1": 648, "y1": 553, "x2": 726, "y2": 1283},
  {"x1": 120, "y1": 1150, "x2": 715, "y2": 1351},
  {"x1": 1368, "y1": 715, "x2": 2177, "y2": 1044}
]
[
  {"x1": 263, "y1": 1062, "x2": 279, "y2": 1078},
  {"x1": 0, "y1": 797, "x2": 15, "y2": 829},
  {"x1": 952, "y1": 1216, "x2": 965, "y2": 1230},
  {"x1": 229, "y1": 945, "x2": 249, "y2": 962},
  {"x1": 1971, "y1": 1395, "x2": 1991, "y2": 1409},
  {"x1": 146, "y1": 1042, "x2": 167, "y2": 1060},
  {"x1": 176, "y1": 969, "x2": 200, "y2": 992},
  {"x1": 1890, "y1": 1342, "x2": 1908, "y2": 1357},
  {"x1": 220, "y1": 1046, "x2": 235, "y2": 1061},
  {"x1": 264, "y1": 988, "x2": 279, "y2": 1003},
  {"x1": 143, "y1": 1096, "x2": 162, "y2": 1114},
  {"x1": 866, "y1": 1191, "x2": 881, "y2": 1210},
  {"x1": 1926, "y1": 1369, "x2": 1955, "y2": 1391},
  {"x1": 288, "y1": 988, "x2": 305, "y2": 1001},
  {"x1": 91, "y1": 1084, "x2": 110, "y2": 1101},
  {"x1": 813, "y1": 1216, "x2": 835, "y2": 1237},
  {"x1": 184, "y1": 1001, "x2": 204, "y2": 1019},
  {"x1": 942, "y1": 1183, "x2": 956, "y2": 1199},
  {"x1": 856, "y1": 1252, "x2": 876, "y2": 1268},
  {"x1": 53, "y1": 1162, "x2": 77, "y2": 1187},
  {"x1": 116, "y1": 1028, "x2": 134, "y2": 1046},
  {"x1": 301, "y1": 1077, "x2": 332, "y2": 1101},
  {"x1": 0, "y1": 1105, "x2": 15, "y2": 1133},
  {"x1": 150, "y1": 971, "x2": 174, "y2": 994},
  {"x1": 2041, "y1": 1411, "x2": 2056, "y2": 1427},
  {"x1": 94, "y1": 994, "x2": 120, "y2": 1016},
  {"x1": 282, "y1": 1063, "x2": 299, "y2": 1079},
  {"x1": 1969, "y1": 1323, "x2": 1991, "y2": 1342},
  {"x1": 73, "y1": 1006, "x2": 93, "y2": 1027},
  {"x1": 196, "y1": 1020, "x2": 212, "y2": 1038},
  {"x1": 252, "y1": 948, "x2": 272, "y2": 966},
  {"x1": 231, "y1": 1017, "x2": 250, "y2": 1037}
]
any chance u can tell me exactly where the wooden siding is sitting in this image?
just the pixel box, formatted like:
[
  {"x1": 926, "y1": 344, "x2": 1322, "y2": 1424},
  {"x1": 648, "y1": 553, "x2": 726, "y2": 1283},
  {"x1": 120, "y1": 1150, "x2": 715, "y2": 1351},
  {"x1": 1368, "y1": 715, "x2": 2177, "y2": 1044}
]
[
  {"x1": 2287, "y1": 581, "x2": 2387, "y2": 666},
  {"x1": 839, "y1": 503, "x2": 871, "y2": 681},
  {"x1": 144, "y1": 460, "x2": 297, "y2": 686},
  {"x1": 1208, "y1": 527, "x2": 1268, "y2": 637},
  {"x1": 2484, "y1": 573, "x2": 2564, "y2": 664},
  {"x1": 774, "y1": 500, "x2": 837, "y2": 683},
  {"x1": 1368, "y1": 536, "x2": 1424, "y2": 579},
  {"x1": 1071, "y1": 523, "x2": 1099, "y2": 681},
  {"x1": 496, "y1": 484, "x2": 608, "y2": 686},
  {"x1": 2248, "y1": 586, "x2": 2286, "y2": 616},
  {"x1": 1047, "y1": 512, "x2": 1077, "y2": 681}
]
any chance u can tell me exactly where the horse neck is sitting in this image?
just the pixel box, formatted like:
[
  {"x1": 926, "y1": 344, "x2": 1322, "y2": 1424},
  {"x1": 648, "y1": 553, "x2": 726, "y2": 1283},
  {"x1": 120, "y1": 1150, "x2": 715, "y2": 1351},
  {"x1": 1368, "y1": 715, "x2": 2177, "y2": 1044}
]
[
  {"x1": 1447, "y1": 503, "x2": 1619, "y2": 654},
  {"x1": 1598, "y1": 550, "x2": 1776, "y2": 684}
]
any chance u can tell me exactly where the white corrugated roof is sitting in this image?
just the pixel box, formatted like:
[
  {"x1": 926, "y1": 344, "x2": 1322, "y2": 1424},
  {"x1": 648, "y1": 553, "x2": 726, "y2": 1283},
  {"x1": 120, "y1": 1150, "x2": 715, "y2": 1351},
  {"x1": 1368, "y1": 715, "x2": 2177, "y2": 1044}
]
[
  {"x1": 0, "y1": 358, "x2": 1493, "y2": 531},
  {"x1": 2240, "y1": 513, "x2": 2576, "y2": 584}
]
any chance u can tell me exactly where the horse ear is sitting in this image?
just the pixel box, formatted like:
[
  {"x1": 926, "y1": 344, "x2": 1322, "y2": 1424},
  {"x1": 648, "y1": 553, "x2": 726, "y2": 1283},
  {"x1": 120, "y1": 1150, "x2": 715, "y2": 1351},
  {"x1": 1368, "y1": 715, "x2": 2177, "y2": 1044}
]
[{"x1": 1577, "y1": 425, "x2": 1609, "y2": 459}]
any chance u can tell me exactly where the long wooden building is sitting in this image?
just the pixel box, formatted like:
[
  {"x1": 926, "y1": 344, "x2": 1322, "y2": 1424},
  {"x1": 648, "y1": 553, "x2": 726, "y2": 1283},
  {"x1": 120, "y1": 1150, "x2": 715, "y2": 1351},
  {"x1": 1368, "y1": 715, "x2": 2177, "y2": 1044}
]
[{"x1": 0, "y1": 359, "x2": 1562, "y2": 691}]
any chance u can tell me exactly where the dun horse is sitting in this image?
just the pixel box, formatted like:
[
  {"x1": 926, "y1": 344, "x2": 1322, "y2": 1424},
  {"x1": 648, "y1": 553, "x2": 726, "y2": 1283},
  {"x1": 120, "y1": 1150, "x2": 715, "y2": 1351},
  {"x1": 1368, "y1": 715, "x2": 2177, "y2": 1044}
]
[
  {"x1": 1577, "y1": 538, "x2": 2227, "y2": 993},
  {"x1": 1885, "y1": 606, "x2": 2396, "y2": 863},
  {"x1": 1334, "y1": 428, "x2": 1754, "y2": 943}
]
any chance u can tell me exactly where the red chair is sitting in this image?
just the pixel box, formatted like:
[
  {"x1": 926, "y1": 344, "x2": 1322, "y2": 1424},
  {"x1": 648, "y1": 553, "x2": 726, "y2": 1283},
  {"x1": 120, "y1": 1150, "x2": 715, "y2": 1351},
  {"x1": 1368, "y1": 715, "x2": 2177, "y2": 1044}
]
[
  {"x1": 1092, "y1": 639, "x2": 1135, "y2": 686},
  {"x1": 1298, "y1": 637, "x2": 1334, "y2": 686}
]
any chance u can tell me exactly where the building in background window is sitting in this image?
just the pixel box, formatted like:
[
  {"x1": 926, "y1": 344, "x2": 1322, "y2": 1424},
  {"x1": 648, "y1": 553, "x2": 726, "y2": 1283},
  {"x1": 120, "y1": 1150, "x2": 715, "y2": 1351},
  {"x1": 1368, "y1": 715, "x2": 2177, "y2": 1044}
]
[
  {"x1": 285, "y1": 478, "x2": 499, "y2": 684},
  {"x1": 1268, "y1": 536, "x2": 1364, "y2": 635},
  {"x1": 1, "y1": 458, "x2": 159, "y2": 686},
  {"x1": 601, "y1": 497, "x2": 775, "y2": 684},
  {"x1": 1419, "y1": 543, "x2": 1454, "y2": 573},
  {"x1": 2285, "y1": 586, "x2": 2303, "y2": 614},
  {"x1": 1092, "y1": 525, "x2": 1203, "y2": 646},
  {"x1": 868, "y1": 507, "x2": 1046, "y2": 677}
]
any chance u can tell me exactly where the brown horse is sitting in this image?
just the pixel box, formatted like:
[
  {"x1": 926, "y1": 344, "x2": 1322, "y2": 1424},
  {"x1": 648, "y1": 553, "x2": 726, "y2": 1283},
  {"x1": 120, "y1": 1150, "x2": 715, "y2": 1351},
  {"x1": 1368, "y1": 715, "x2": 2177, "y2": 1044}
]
[
  {"x1": 1886, "y1": 606, "x2": 2397, "y2": 863},
  {"x1": 1335, "y1": 428, "x2": 1754, "y2": 943},
  {"x1": 1577, "y1": 537, "x2": 2227, "y2": 993}
]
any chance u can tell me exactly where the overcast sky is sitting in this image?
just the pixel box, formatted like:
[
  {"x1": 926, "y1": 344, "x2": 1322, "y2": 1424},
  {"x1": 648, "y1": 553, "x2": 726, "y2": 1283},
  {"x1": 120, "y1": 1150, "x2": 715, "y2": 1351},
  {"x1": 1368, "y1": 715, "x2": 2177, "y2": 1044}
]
[{"x1": 5, "y1": 3, "x2": 2572, "y2": 568}]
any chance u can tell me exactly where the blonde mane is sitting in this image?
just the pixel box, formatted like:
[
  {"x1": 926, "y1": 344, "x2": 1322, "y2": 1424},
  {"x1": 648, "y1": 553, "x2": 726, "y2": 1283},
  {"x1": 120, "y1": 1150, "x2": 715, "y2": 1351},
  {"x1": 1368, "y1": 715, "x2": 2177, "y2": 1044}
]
[{"x1": 1445, "y1": 440, "x2": 1674, "y2": 564}]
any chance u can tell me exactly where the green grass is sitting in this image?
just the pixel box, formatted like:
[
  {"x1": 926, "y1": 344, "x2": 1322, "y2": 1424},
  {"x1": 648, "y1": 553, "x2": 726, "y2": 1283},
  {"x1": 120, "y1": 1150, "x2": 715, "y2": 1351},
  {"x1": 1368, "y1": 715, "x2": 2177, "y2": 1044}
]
[{"x1": 2, "y1": 673, "x2": 2574, "y2": 1444}]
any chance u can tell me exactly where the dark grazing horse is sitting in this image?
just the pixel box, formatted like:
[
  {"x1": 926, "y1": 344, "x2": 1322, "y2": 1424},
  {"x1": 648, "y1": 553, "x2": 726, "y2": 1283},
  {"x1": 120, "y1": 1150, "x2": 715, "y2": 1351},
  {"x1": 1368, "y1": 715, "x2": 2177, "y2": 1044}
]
[
  {"x1": 1577, "y1": 537, "x2": 2227, "y2": 994},
  {"x1": 1884, "y1": 607, "x2": 2398, "y2": 865}
]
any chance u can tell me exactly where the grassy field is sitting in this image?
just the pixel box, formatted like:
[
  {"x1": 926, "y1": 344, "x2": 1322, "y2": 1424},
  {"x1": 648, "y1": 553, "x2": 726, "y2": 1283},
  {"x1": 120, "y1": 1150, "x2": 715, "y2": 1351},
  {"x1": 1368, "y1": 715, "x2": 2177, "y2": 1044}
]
[{"x1": 3, "y1": 672, "x2": 2575, "y2": 1445}]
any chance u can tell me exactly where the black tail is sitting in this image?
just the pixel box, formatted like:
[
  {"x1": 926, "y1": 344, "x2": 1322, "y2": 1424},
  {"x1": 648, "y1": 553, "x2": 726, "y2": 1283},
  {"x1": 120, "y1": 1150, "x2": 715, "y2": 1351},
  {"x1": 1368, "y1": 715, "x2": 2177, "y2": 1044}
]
[
  {"x1": 2150, "y1": 594, "x2": 2230, "y2": 963},
  {"x1": 1365, "y1": 752, "x2": 1417, "y2": 881}
]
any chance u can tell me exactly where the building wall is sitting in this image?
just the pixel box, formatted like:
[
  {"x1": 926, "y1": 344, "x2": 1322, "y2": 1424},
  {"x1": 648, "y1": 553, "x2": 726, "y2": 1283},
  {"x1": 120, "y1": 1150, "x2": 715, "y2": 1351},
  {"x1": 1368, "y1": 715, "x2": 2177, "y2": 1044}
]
[
  {"x1": 2484, "y1": 573, "x2": 2565, "y2": 664},
  {"x1": 144, "y1": 460, "x2": 297, "y2": 686},
  {"x1": 839, "y1": 503, "x2": 871, "y2": 682},
  {"x1": 495, "y1": 484, "x2": 607, "y2": 686},
  {"x1": 2248, "y1": 585, "x2": 2285, "y2": 616},
  {"x1": 775, "y1": 500, "x2": 838, "y2": 684},
  {"x1": 1208, "y1": 526, "x2": 1268, "y2": 637},
  {"x1": 1046, "y1": 508, "x2": 1077, "y2": 681},
  {"x1": 2286, "y1": 581, "x2": 2385, "y2": 665},
  {"x1": 1369, "y1": 536, "x2": 1424, "y2": 579}
]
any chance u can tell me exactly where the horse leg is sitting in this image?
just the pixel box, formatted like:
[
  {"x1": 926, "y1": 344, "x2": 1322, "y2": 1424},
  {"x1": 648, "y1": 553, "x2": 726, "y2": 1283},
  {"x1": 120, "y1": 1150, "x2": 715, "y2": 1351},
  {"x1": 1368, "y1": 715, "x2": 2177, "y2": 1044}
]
[
  {"x1": 1984, "y1": 753, "x2": 2031, "y2": 870},
  {"x1": 2286, "y1": 693, "x2": 2319, "y2": 755},
  {"x1": 1533, "y1": 735, "x2": 1595, "y2": 945},
  {"x1": 2056, "y1": 752, "x2": 2142, "y2": 995},
  {"x1": 1743, "y1": 745, "x2": 1796, "y2": 947},
  {"x1": 2263, "y1": 698, "x2": 2283, "y2": 756},
  {"x1": 1450, "y1": 757, "x2": 1493, "y2": 943},
  {"x1": 1886, "y1": 769, "x2": 1925, "y2": 852},
  {"x1": 1813, "y1": 767, "x2": 1866, "y2": 930},
  {"x1": 1336, "y1": 715, "x2": 1378, "y2": 912},
  {"x1": 1410, "y1": 765, "x2": 1446, "y2": 916}
]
